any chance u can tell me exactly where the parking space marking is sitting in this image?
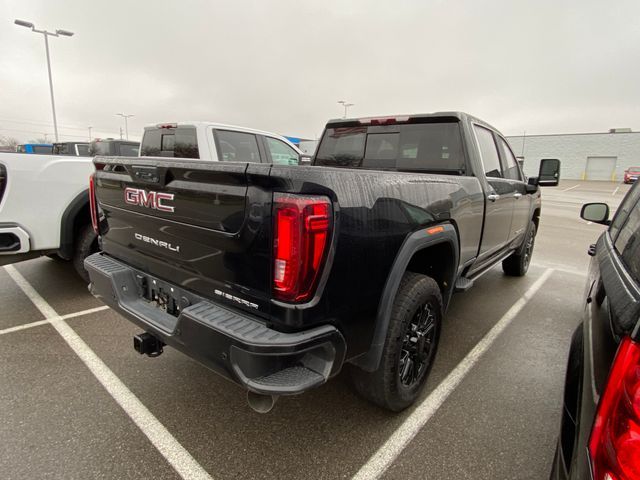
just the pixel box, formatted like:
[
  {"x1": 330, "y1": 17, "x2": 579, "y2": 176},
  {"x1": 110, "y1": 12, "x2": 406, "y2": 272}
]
[
  {"x1": 562, "y1": 184, "x2": 580, "y2": 192},
  {"x1": 0, "y1": 305, "x2": 110, "y2": 336},
  {"x1": 3, "y1": 265, "x2": 213, "y2": 480},
  {"x1": 352, "y1": 268, "x2": 554, "y2": 480},
  {"x1": 612, "y1": 186, "x2": 620, "y2": 196},
  {"x1": 531, "y1": 262, "x2": 586, "y2": 277}
]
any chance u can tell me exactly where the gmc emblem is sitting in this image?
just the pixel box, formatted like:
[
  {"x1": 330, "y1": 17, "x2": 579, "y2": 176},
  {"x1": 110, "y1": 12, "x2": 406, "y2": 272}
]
[{"x1": 124, "y1": 187, "x2": 175, "y2": 213}]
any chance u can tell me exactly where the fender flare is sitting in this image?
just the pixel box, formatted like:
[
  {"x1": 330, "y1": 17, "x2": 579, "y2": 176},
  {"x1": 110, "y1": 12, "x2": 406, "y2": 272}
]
[
  {"x1": 351, "y1": 223, "x2": 459, "y2": 372},
  {"x1": 58, "y1": 189, "x2": 90, "y2": 260}
]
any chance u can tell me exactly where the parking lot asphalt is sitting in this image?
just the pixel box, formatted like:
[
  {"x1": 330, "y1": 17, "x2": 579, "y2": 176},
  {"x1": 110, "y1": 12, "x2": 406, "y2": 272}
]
[{"x1": 0, "y1": 180, "x2": 631, "y2": 480}]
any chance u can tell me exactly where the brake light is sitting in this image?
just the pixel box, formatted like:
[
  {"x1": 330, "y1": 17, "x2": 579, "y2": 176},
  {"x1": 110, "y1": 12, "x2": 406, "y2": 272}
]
[
  {"x1": 358, "y1": 116, "x2": 410, "y2": 125},
  {"x1": 89, "y1": 174, "x2": 99, "y2": 234},
  {"x1": 589, "y1": 336, "x2": 640, "y2": 480},
  {"x1": 273, "y1": 194, "x2": 332, "y2": 302}
]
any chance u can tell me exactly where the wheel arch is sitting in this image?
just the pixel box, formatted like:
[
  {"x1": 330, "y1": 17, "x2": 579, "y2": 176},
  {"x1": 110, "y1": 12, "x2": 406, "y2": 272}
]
[
  {"x1": 58, "y1": 189, "x2": 90, "y2": 260},
  {"x1": 350, "y1": 223, "x2": 459, "y2": 372}
]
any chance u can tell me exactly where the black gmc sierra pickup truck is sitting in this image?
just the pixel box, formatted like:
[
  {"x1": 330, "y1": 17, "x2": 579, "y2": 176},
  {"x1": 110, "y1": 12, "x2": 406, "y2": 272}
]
[{"x1": 85, "y1": 112, "x2": 560, "y2": 412}]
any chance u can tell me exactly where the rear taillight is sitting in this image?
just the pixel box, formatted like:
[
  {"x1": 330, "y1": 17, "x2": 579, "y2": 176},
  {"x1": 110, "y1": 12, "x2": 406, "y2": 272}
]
[
  {"x1": 589, "y1": 336, "x2": 640, "y2": 480},
  {"x1": 89, "y1": 174, "x2": 99, "y2": 234},
  {"x1": 273, "y1": 193, "x2": 332, "y2": 303}
]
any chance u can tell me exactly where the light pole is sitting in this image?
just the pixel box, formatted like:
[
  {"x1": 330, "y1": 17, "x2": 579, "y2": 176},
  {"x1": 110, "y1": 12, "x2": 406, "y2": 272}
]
[
  {"x1": 337, "y1": 100, "x2": 354, "y2": 118},
  {"x1": 116, "y1": 113, "x2": 134, "y2": 140},
  {"x1": 15, "y1": 19, "x2": 74, "y2": 143},
  {"x1": 88, "y1": 126, "x2": 92, "y2": 142}
]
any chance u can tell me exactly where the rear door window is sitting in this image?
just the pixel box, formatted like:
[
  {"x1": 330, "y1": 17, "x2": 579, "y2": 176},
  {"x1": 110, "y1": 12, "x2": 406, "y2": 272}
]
[
  {"x1": 610, "y1": 184, "x2": 640, "y2": 241},
  {"x1": 215, "y1": 130, "x2": 261, "y2": 163},
  {"x1": 474, "y1": 125, "x2": 503, "y2": 178},
  {"x1": 141, "y1": 127, "x2": 199, "y2": 158},
  {"x1": 265, "y1": 137, "x2": 299, "y2": 165},
  {"x1": 76, "y1": 144, "x2": 90, "y2": 156}
]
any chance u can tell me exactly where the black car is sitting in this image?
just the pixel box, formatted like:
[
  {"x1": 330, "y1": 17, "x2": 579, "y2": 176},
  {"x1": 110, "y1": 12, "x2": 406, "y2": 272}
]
[{"x1": 551, "y1": 181, "x2": 640, "y2": 479}]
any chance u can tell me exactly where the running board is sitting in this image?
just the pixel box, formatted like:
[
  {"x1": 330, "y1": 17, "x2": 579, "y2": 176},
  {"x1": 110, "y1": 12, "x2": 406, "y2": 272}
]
[
  {"x1": 454, "y1": 277, "x2": 474, "y2": 292},
  {"x1": 455, "y1": 248, "x2": 516, "y2": 292}
]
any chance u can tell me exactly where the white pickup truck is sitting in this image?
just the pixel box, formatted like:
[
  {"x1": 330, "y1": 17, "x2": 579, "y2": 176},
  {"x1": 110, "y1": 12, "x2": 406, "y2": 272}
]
[
  {"x1": 0, "y1": 152, "x2": 97, "y2": 280},
  {"x1": 139, "y1": 121, "x2": 305, "y2": 165},
  {"x1": 0, "y1": 122, "x2": 305, "y2": 281}
]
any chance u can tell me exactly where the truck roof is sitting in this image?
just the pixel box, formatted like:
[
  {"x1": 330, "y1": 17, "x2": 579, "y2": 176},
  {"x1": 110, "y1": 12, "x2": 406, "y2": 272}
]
[
  {"x1": 144, "y1": 121, "x2": 296, "y2": 141},
  {"x1": 325, "y1": 111, "x2": 499, "y2": 132}
]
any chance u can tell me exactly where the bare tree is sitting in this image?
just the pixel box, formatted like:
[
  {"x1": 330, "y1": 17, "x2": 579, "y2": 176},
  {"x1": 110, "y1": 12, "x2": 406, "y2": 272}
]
[{"x1": 0, "y1": 135, "x2": 19, "y2": 148}]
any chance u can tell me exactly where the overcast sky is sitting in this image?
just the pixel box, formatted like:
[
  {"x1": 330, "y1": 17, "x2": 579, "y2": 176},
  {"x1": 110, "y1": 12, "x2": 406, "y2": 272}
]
[{"x1": 1, "y1": 0, "x2": 639, "y2": 143}]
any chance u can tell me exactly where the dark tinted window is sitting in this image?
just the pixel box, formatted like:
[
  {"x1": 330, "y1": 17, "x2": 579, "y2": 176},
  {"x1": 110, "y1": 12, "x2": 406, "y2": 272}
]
[
  {"x1": 614, "y1": 185, "x2": 640, "y2": 282},
  {"x1": 119, "y1": 143, "x2": 139, "y2": 156},
  {"x1": 141, "y1": 127, "x2": 199, "y2": 158},
  {"x1": 265, "y1": 137, "x2": 299, "y2": 165},
  {"x1": 315, "y1": 122, "x2": 465, "y2": 173},
  {"x1": 216, "y1": 130, "x2": 261, "y2": 163},
  {"x1": 610, "y1": 183, "x2": 640, "y2": 241},
  {"x1": 53, "y1": 143, "x2": 69, "y2": 155},
  {"x1": 89, "y1": 141, "x2": 111, "y2": 156},
  {"x1": 77, "y1": 144, "x2": 90, "y2": 156},
  {"x1": 315, "y1": 127, "x2": 367, "y2": 166},
  {"x1": 33, "y1": 145, "x2": 52, "y2": 154},
  {"x1": 474, "y1": 125, "x2": 502, "y2": 178},
  {"x1": 498, "y1": 137, "x2": 522, "y2": 181}
]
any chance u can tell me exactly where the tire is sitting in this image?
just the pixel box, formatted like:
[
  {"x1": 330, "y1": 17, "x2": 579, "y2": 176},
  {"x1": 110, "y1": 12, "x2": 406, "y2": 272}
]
[
  {"x1": 502, "y1": 220, "x2": 536, "y2": 277},
  {"x1": 73, "y1": 224, "x2": 98, "y2": 283},
  {"x1": 351, "y1": 272, "x2": 443, "y2": 411}
]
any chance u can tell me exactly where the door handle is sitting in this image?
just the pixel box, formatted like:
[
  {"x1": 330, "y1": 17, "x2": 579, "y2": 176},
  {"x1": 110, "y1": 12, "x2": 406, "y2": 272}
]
[
  {"x1": 487, "y1": 194, "x2": 500, "y2": 202},
  {"x1": 513, "y1": 193, "x2": 522, "y2": 199}
]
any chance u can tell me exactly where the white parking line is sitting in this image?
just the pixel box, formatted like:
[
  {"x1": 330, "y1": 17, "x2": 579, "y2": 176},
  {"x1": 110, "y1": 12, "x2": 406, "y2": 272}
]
[
  {"x1": 3, "y1": 265, "x2": 213, "y2": 480},
  {"x1": 352, "y1": 268, "x2": 554, "y2": 480},
  {"x1": 0, "y1": 305, "x2": 110, "y2": 336},
  {"x1": 612, "y1": 186, "x2": 620, "y2": 196},
  {"x1": 562, "y1": 184, "x2": 580, "y2": 192}
]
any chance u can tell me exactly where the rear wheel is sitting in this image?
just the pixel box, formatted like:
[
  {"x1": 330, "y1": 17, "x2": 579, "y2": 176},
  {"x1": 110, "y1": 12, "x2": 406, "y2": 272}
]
[
  {"x1": 73, "y1": 224, "x2": 98, "y2": 283},
  {"x1": 502, "y1": 221, "x2": 536, "y2": 277},
  {"x1": 351, "y1": 272, "x2": 442, "y2": 411}
]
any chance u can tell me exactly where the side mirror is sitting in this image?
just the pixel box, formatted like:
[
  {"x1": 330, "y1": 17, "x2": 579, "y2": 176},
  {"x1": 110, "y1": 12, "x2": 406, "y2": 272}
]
[
  {"x1": 580, "y1": 202, "x2": 610, "y2": 225},
  {"x1": 299, "y1": 154, "x2": 312, "y2": 166},
  {"x1": 537, "y1": 158, "x2": 560, "y2": 186},
  {"x1": 525, "y1": 177, "x2": 538, "y2": 194}
]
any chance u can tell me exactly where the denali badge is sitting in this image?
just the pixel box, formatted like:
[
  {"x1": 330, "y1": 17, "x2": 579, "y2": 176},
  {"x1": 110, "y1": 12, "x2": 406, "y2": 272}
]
[
  {"x1": 134, "y1": 233, "x2": 180, "y2": 253},
  {"x1": 214, "y1": 289, "x2": 259, "y2": 309},
  {"x1": 125, "y1": 187, "x2": 175, "y2": 213}
]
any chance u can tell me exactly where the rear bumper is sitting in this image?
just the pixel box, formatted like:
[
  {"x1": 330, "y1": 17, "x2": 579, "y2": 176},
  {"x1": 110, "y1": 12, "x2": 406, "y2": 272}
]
[{"x1": 84, "y1": 253, "x2": 346, "y2": 396}]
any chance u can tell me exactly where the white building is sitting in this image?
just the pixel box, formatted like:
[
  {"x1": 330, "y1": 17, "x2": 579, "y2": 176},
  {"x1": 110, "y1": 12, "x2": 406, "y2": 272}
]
[{"x1": 506, "y1": 129, "x2": 640, "y2": 181}]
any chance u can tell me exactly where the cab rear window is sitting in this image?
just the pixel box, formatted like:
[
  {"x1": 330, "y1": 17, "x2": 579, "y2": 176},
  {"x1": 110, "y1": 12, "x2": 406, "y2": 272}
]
[
  {"x1": 315, "y1": 122, "x2": 466, "y2": 174},
  {"x1": 141, "y1": 127, "x2": 199, "y2": 159}
]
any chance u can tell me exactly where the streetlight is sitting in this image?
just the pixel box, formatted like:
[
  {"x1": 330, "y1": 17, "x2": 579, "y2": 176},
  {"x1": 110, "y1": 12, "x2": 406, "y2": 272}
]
[
  {"x1": 14, "y1": 19, "x2": 74, "y2": 143},
  {"x1": 116, "y1": 113, "x2": 134, "y2": 140},
  {"x1": 337, "y1": 100, "x2": 354, "y2": 118},
  {"x1": 88, "y1": 126, "x2": 93, "y2": 142}
]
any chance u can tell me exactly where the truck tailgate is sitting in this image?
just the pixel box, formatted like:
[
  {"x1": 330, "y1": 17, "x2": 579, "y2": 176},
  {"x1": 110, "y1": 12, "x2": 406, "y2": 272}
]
[{"x1": 93, "y1": 157, "x2": 273, "y2": 314}]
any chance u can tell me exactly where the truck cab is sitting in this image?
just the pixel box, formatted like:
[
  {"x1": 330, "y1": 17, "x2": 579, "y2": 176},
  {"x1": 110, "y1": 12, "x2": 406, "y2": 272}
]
[
  {"x1": 53, "y1": 142, "x2": 91, "y2": 157},
  {"x1": 89, "y1": 139, "x2": 140, "y2": 157},
  {"x1": 140, "y1": 122, "x2": 304, "y2": 165}
]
